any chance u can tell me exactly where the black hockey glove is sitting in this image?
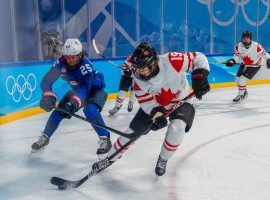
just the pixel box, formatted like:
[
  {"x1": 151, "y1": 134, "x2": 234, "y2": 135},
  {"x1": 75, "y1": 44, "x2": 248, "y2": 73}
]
[
  {"x1": 58, "y1": 96, "x2": 81, "y2": 119},
  {"x1": 225, "y1": 58, "x2": 236, "y2": 67},
  {"x1": 267, "y1": 58, "x2": 270, "y2": 69},
  {"x1": 191, "y1": 68, "x2": 210, "y2": 100},
  {"x1": 122, "y1": 67, "x2": 132, "y2": 77},
  {"x1": 150, "y1": 107, "x2": 167, "y2": 131},
  {"x1": 40, "y1": 91, "x2": 57, "y2": 112}
]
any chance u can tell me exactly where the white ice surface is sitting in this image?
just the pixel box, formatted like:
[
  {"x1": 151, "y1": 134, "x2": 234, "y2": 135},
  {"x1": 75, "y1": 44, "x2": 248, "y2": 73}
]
[{"x1": 1, "y1": 85, "x2": 270, "y2": 200}]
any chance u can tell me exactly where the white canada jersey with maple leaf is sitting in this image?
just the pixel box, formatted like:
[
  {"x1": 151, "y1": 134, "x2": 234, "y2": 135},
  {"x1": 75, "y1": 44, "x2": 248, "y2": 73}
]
[
  {"x1": 234, "y1": 41, "x2": 270, "y2": 67},
  {"x1": 132, "y1": 52, "x2": 210, "y2": 115}
]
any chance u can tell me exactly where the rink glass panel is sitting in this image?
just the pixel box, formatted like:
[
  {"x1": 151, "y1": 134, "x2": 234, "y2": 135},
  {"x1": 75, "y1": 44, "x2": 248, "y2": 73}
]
[{"x1": 0, "y1": 0, "x2": 270, "y2": 62}]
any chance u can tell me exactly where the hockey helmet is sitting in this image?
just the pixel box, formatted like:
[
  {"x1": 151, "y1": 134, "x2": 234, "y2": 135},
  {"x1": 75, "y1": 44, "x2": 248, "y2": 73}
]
[
  {"x1": 242, "y1": 30, "x2": 252, "y2": 40},
  {"x1": 132, "y1": 41, "x2": 159, "y2": 81},
  {"x1": 241, "y1": 30, "x2": 252, "y2": 48},
  {"x1": 62, "y1": 38, "x2": 82, "y2": 56}
]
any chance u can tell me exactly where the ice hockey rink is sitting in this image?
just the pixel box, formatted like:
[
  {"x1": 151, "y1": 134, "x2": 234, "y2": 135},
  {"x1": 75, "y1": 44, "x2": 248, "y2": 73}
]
[{"x1": 1, "y1": 85, "x2": 270, "y2": 200}]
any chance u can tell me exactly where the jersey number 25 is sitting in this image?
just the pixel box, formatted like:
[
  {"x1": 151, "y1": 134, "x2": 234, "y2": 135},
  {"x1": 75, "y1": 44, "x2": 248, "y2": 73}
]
[{"x1": 80, "y1": 64, "x2": 92, "y2": 75}]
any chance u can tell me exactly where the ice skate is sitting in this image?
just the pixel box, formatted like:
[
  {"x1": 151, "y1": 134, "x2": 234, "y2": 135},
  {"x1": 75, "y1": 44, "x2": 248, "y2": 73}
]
[
  {"x1": 97, "y1": 136, "x2": 112, "y2": 160},
  {"x1": 155, "y1": 156, "x2": 167, "y2": 176},
  {"x1": 232, "y1": 90, "x2": 248, "y2": 103},
  {"x1": 31, "y1": 133, "x2": 50, "y2": 152},
  {"x1": 109, "y1": 105, "x2": 121, "y2": 115},
  {"x1": 127, "y1": 101, "x2": 134, "y2": 112}
]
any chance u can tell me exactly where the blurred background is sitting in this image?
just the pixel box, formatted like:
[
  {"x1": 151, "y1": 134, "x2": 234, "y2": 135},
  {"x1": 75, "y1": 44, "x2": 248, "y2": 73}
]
[{"x1": 1, "y1": 0, "x2": 270, "y2": 63}]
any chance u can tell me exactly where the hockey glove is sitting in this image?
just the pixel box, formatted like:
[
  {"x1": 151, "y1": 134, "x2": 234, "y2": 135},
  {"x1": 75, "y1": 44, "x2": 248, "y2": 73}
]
[
  {"x1": 122, "y1": 68, "x2": 132, "y2": 77},
  {"x1": 58, "y1": 95, "x2": 81, "y2": 119},
  {"x1": 267, "y1": 58, "x2": 270, "y2": 69},
  {"x1": 40, "y1": 91, "x2": 57, "y2": 112},
  {"x1": 225, "y1": 59, "x2": 236, "y2": 67},
  {"x1": 191, "y1": 68, "x2": 210, "y2": 100},
  {"x1": 150, "y1": 107, "x2": 167, "y2": 131}
]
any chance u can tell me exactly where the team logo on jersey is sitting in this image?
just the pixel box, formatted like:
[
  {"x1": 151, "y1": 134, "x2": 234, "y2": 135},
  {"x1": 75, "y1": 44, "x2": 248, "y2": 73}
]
[
  {"x1": 69, "y1": 81, "x2": 78, "y2": 86},
  {"x1": 61, "y1": 67, "x2": 67, "y2": 73},
  {"x1": 155, "y1": 88, "x2": 180, "y2": 106},
  {"x1": 242, "y1": 56, "x2": 253, "y2": 64},
  {"x1": 143, "y1": 50, "x2": 149, "y2": 56}
]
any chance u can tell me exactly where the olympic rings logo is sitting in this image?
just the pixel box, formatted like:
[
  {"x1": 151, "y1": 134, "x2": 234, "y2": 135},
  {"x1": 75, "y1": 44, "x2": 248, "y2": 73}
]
[
  {"x1": 6, "y1": 73, "x2": 37, "y2": 102},
  {"x1": 197, "y1": 0, "x2": 270, "y2": 26}
]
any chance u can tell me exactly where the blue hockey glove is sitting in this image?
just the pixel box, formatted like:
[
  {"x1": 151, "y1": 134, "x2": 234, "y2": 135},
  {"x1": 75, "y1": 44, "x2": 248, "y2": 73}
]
[
  {"x1": 40, "y1": 91, "x2": 57, "y2": 112},
  {"x1": 58, "y1": 96, "x2": 81, "y2": 119}
]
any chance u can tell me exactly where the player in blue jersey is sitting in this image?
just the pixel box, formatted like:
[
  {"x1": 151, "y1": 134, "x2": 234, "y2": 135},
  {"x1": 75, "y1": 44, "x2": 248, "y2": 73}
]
[{"x1": 31, "y1": 38, "x2": 112, "y2": 157}]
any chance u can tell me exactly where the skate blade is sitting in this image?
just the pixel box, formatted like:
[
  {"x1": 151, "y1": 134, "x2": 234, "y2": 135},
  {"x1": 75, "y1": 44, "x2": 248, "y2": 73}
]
[
  {"x1": 31, "y1": 146, "x2": 47, "y2": 153},
  {"x1": 232, "y1": 98, "x2": 248, "y2": 104}
]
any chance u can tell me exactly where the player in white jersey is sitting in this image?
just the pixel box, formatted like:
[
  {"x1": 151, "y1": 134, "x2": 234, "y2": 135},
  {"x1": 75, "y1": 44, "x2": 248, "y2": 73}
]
[
  {"x1": 225, "y1": 30, "x2": 270, "y2": 103},
  {"x1": 109, "y1": 56, "x2": 136, "y2": 115},
  {"x1": 92, "y1": 42, "x2": 210, "y2": 176}
]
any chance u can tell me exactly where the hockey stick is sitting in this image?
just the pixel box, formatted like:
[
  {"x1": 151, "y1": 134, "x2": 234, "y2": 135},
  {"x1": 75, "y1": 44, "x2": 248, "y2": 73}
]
[
  {"x1": 50, "y1": 92, "x2": 195, "y2": 190},
  {"x1": 208, "y1": 61, "x2": 227, "y2": 65},
  {"x1": 209, "y1": 61, "x2": 260, "y2": 66},
  {"x1": 50, "y1": 134, "x2": 141, "y2": 190},
  {"x1": 92, "y1": 39, "x2": 122, "y2": 69},
  {"x1": 54, "y1": 107, "x2": 137, "y2": 139}
]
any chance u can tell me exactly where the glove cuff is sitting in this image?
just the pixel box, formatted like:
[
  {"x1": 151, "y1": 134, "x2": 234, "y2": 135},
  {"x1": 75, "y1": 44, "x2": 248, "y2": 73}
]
[
  {"x1": 192, "y1": 68, "x2": 209, "y2": 78},
  {"x1": 43, "y1": 91, "x2": 57, "y2": 99},
  {"x1": 71, "y1": 95, "x2": 82, "y2": 108}
]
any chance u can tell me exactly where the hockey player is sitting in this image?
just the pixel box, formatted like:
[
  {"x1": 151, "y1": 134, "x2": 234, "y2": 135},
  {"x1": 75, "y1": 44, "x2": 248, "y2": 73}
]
[
  {"x1": 92, "y1": 42, "x2": 210, "y2": 176},
  {"x1": 109, "y1": 58, "x2": 136, "y2": 115},
  {"x1": 225, "y1": 30, "x2": 270, "y2": 103},
  {"x1": 31, "y1": 38, "x2": 112, "y2": 156}
]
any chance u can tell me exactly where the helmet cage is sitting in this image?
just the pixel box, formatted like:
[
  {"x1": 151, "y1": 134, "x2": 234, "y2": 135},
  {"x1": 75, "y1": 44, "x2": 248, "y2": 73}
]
[
  {"x1": 241, "y1": 30, "x2": 252, "y2": 48},
  {"x1": 132, "y1": 42, "x2": 158, "y2": 81},
  {"x1": 134, "y1": 61, "x2": 159, "y2": 81}
]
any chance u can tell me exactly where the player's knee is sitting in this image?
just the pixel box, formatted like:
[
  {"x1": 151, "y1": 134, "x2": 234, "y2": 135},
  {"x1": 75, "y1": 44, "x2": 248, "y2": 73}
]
[
  {"x1": 169, "y1": 119, "x2": 186, "y2": 134},
  {"x1": 169, "y1": 103, "x2": 195, "y2": 132},
  {"x1": 235, "y1": 76, "x2": 239, "y2": 84},
  {"x1": 83, "y1": 104, "x2": 99, "y2": 118},
  {"x1": 238, "y1": 75, "x2": 248, "y2": 86}
]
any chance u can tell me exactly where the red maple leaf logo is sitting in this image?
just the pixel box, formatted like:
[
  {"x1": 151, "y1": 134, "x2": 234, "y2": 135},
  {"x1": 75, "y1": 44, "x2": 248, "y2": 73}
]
[
  {"x1": 155, "y1": 88, "x2": 180, "y2": 106},
  {"x1": 242, "y1": 56, "x2": 254, "y2": 65}
]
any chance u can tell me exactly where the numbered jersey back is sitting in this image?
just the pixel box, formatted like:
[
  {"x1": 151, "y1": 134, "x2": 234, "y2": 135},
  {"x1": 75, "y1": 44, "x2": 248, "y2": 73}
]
[{"x1": 167, "y1": 52, "x2": 198, "y2": 73}]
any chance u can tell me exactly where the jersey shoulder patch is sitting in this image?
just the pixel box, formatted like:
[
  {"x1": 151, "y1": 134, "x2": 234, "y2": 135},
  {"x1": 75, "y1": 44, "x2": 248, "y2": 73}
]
[
  {"x1": 167, "y1": 52, "x2": 184, "y2": 72},
  {"x1": 52, "y1": 57, "x2": 65, "y2": 71}
]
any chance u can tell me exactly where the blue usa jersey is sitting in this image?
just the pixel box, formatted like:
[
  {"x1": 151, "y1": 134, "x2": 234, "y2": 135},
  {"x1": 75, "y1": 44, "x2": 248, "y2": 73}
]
[{"x1": 41, "y1": 56, "x2": 105, "y2": 101}]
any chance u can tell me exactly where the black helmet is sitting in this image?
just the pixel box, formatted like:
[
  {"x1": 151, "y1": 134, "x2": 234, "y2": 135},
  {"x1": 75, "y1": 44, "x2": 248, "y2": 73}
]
[
  {"x1": 242, "y1": 30, "x2": 252, "y2": 39},
  {"x1": 132, "y1": 41, "x2": 159, "y2": 81},
  {"x1": 241, "y1": 30, "x2": 252, "y2": 48}
]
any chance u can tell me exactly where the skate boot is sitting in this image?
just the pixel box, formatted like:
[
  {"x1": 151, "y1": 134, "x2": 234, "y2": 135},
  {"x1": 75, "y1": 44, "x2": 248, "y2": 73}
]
[
  {"x1": 109, "y1": 105, "x2": 121, "y2": 115},
  {"x1": 127, "y1": 101, "x2": 134, "y2": 112},
  {"x1": 97, "y1": 136, "x2": 112, "y2": 159},
  {"x1": 232, "y1": 90, "x2": 248, "y2": 103},
  {"x1": 155, "y1": 156, "x2": 168, "y2": 176},
  {"x1": 31, "y1": 133, "x2": 50, "y2": 152}
]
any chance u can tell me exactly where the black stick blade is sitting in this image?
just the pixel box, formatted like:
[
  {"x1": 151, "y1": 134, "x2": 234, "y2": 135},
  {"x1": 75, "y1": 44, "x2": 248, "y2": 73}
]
[{"x1": 51, "y1": 177, "x2": 78, "y2": 190}]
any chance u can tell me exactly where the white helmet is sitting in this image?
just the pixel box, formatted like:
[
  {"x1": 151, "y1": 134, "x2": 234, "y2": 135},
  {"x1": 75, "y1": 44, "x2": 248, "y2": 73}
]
[{"x1": 62, "y1": 38, "x2": 82, "y2": 56}]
